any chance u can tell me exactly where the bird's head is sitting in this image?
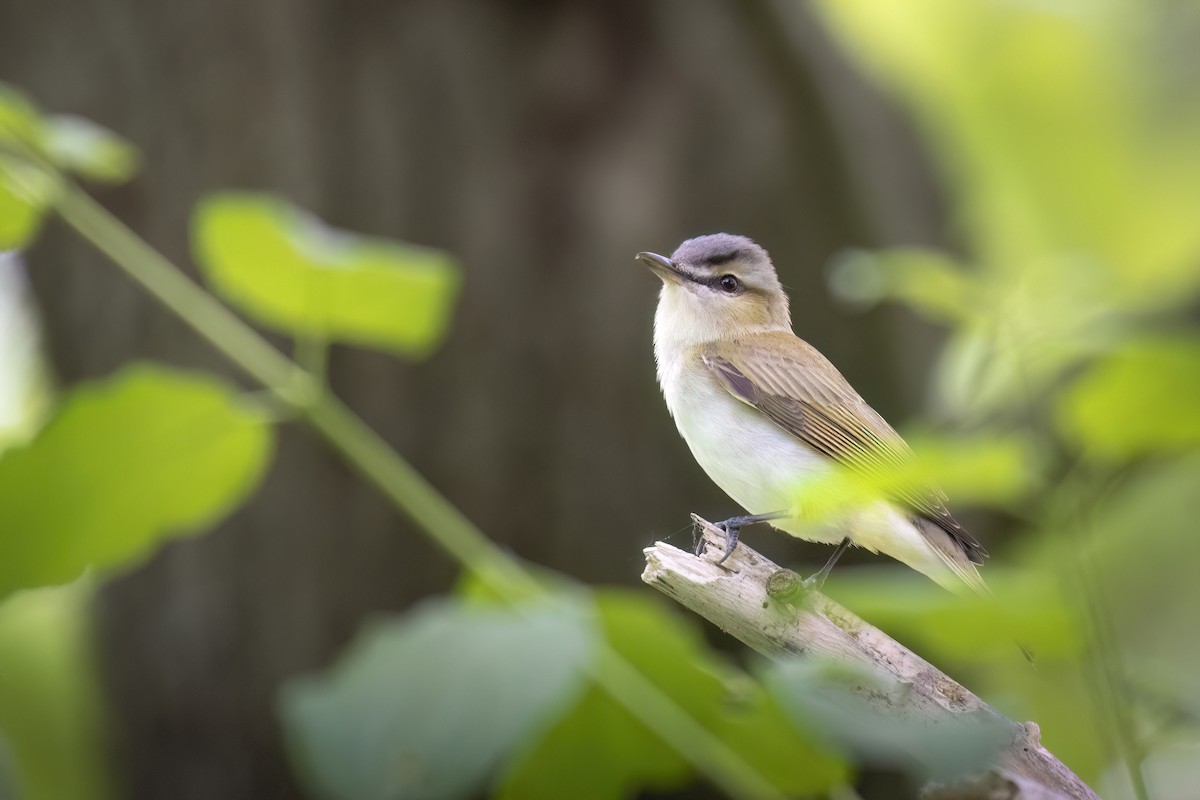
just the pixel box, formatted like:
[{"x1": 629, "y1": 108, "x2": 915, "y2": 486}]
[{"x1": 637, "y1": 233, "x2": 791, "y2": 344}]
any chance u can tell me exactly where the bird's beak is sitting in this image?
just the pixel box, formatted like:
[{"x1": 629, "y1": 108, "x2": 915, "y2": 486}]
[{"x1": 636, "y1": 251, "x2": 685, "y2": 285}]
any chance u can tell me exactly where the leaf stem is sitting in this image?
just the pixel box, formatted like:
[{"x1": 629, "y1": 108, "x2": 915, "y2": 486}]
[
  {"x1": 293, "y1": 335, "x2": 329, "y2": 387},
  {"x1": 54, "y1": 186, "x2": 299, "y2": 393},
  {"x1": 51, "y1": 183, "x2": 787, "y2": 800}
]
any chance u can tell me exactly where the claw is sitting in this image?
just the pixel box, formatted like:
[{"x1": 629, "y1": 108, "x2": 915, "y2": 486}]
[{"x1": 714, "y1": 522, "x2": 740, "y2": 565}]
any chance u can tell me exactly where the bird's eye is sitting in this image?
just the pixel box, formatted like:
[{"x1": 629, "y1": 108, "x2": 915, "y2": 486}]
[{"x1": 718, "y1": 275, "x2": 740, "y2": 293}]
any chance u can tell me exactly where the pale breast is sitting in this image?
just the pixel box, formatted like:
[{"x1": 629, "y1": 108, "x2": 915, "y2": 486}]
[{"x1": 656, "y1": 346, "x2": 830, "y2": 522}]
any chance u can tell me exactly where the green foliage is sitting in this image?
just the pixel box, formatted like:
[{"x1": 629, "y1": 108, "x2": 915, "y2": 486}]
[
  {"x1": 0, "y1": 84, "x2": 44, "y2": 153},
  {"x1": 0, "y1": 165, "x2": 47, "y2": 251},
  {"x1": 0, "y1": 365, "x2": 273, "y2": 598},
  {"x1": 5, "y1": 1, "x2": 1200, "y2": 794},
  {"x1": 280, "y1": 596, "x2": 595, "y2": 800},
  {"x1": 0, "y1": 83, "x2": 137, "y2": 251},
  {"x1": 825, "y1": 567, "x2": 1079, "y2": 664},
  {"x1": 764, "y1": 658, "x2": 1009, "y2": 782},
  {"x1": 0, "y1": 93, "x2": 53, "y2": 249},
  {"x1": 814, "y1": 0, "x2": 1200, "y2": 794},
  {"x1": 784, "y1": 431, "x2": 1039, "y2": 529},
  {"x1": 0, "y1": 581, "x2": 111, "y2": 800},
  {"x1": 283, "y1": 586, "x2": 846, "y2": 800},
  {"x1": 1058, "y1": 337, "x2": 1200, "y2": 461},
  {"x1": 497, "y1": 591, "x2": 846, "y2": 799},
  {"x1": 40, "y1": 116, "x2": 138, "y2": 185},
  {"x1": 192, "y1": 193, "x2": 461, "y2": 359},
  {"x1": 1077, "y1": 455, "x2": 1200, "y2": 713},
  {"x1": 829, "y1": 249, "x2": 971, "y2": 325},
  {"x1": 820, "y1": 1, "x2": 1200, "y2": 418}
]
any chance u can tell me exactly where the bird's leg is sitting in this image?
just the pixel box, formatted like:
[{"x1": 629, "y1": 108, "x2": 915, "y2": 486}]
[
  {"x1": 803, "y1": 537, "x2": 851, "y2": 590},
  {"x1": 695, "y1": 510, "x2": 789, "y2": 565}
]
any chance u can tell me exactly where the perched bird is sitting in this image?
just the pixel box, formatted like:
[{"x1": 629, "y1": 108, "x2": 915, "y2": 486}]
[{"x1": 637, "y1": 233, "x2": 988, "y2": 595}]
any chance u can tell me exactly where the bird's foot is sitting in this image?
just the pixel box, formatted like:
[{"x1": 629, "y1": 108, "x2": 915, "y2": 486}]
[
  {"x1": 692, "y1": 518, "x2": 740, "y2": 564},
  {"x1": 693, "y1": 511, "x2": 789, "y2": 564},
  {"x1": 713, "y1": 520, "x2": 741, "y2": 565}
]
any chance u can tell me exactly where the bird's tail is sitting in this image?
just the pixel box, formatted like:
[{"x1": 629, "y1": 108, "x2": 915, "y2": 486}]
[{"x1": 914, "y1": 517, "x2": 992, "y2": 599}]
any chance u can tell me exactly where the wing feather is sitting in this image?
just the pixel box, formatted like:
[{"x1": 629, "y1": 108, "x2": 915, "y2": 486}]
[{"x1": 705, "y1": 333, "x2": 987, "y2": 565}]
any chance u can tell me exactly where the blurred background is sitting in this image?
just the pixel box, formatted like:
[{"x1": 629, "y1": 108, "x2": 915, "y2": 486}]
[{"x1": 2, "y1": 1, "x2": 1200, "y2": 798}]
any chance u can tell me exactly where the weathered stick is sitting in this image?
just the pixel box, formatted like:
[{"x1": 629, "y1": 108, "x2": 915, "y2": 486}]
[{"x1": 641, "y1": 515, "x2": 1099, "y2": 800}]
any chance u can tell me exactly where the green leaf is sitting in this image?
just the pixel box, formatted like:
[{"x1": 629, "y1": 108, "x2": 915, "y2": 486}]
[
  {"x1": 496, "y1": 591, "x2": 846, "y2": 800},
  {"x1": 0, "y1": 168, "x2": 46, "y2": 251},
  {"x1": 41, "y1": 115, "x2": 138, "y2": 185},
  {"x1": 763, "y1": 658, "x2": 1011, "y2": 782},
  {"x1": 1075, "y1": 456, "x2": 1200, "y2": 715},
  {"x1": 0, "y1": 580, "x2": 112, "y2": 800},
  {"x1": 1057, "y1": 337, "x2": 1200, "y2": 460},
  {"x1": 0, "y1": 84, "x2": 43, "y2": 150},
  {"x1": 0, "y1": 365, "x2": 273, "y2": 597},
  {"x1": 0, "y1": 86, "x2": 51, "y2": 251},
  {"x1": 0, "y1": 85, "x2": 134, "y2": 249},
  {"x1": 192, "y1": 193, "x2": 461, "y2": 358},
  {"x1": 280, "y1": 596, "x2": 595, "y2": 800},
  {"x1": 786, "y1": 431, "x2": 1040, "y2": 529},
  {"x1": 823, "y1": 565, "x2": 1079, "y2": 664},
  {"x1": 828, "y1": 248, "x2": 972, "y2": 323},
  {"x1": 814, "y1": 1, "x2": 1200, "y2": 308}
]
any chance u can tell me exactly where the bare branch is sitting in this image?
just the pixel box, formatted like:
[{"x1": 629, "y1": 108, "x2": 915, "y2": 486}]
[{"x1": 641, "y1": 516, "x2": 1100, "y2": 800}]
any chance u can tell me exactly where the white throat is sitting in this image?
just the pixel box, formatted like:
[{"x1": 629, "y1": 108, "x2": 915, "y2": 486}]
[{"x1": 652, "y1": 286, "x2": 787, "y2": 382}]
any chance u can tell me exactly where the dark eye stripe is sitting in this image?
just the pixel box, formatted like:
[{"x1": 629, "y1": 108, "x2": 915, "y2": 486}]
[{"x1": 705, "y1": 251, "x2": 740, "y2": 266}]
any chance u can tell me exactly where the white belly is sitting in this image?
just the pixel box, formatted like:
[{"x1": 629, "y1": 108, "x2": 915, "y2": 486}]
[{"x1": 660, "y1": 357, "x2": 846, "y2": 545}]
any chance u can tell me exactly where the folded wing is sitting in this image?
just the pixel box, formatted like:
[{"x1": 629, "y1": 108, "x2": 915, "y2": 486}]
[{"x1": 703, "y1": 333, "x2": 987, "y2": 567}]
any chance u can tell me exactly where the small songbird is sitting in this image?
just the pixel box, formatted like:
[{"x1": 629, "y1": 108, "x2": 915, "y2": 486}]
[{"x1": 637, "y1": 234, "x2": 988, "y2": 595}]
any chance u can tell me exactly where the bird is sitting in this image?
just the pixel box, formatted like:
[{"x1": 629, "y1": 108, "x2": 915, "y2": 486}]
[{"x1": 637, "y1": 233, "x2": 988, "y2": 595}]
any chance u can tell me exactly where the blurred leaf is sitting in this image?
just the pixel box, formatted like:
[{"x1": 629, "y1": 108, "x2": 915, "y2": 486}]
[
  {"x1": 0, "y1": 166, "x2": 46, "y2": 251},
  {"x1": 1068, "y1": 455, "x2": 1200, "y2": 715},
  {"x1": 980, "y1": 655, "x2": 1110, "y2": 785},
  {"x1": 815, "y1": 0, "x2": 1200, "y2": 308},
  {"x1": 280, "y1": 596, "x2": 595, "y2": 800},
  {"x1": 712, "y1": 675, "x2": 848, "y2": 796},
  {"x1": 898, "y1": 430, "x2": 1040, "y2": 506},
  {"x1": 0, "y1": 84, "x2": 44, "y2": 150},
  {"x1": 785, "y1": 432, "x2": 1039, "y2": 529},
  {"x1": 0, "y1": 580, "x2": 111, "y2": 800},
  {"x1": 763, "y1": 657, "x2": 1011, "y2": 782},
  {"x1": 0, "y1": 85, "x2": 137, "y2": 185},
  {"x1": 933, "y1": 256, "x2": 1126, "y2": 419},
  {"x1": 497, "y1": 590, "x2": 846, "y2": 800},
  {"x1": 823, "y1": 565, "x2": 1080, "y2": 664},
  {"x1": 935, "y1": 327, "x2": 1017, "y2": 421},
  {"x1": 0, "y1": 85, "x2": 52, "y2": 251},
  {"x1": 1057, "y1": 337, "x2": 1200, "y2": 460},
  {"x1": 41, "y1": 116, "x2": 138, "y2": 184},
  {"x1": 0, "y1": 85, "x2": 133, "y2": 249},
  {"x1": 193, "y1": 193, "x2": 461, "y2": 358},
  {"x1": 1101, "y1": 736, "x2": 1200, "y2": 800},
  {"x1": 828, "y1": 248, "x2": 972, "y2": 323},
  {"x1": 0, "y1": 364, "x2": 273, "y2": 597}
]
